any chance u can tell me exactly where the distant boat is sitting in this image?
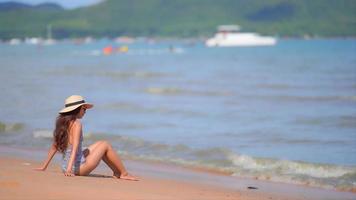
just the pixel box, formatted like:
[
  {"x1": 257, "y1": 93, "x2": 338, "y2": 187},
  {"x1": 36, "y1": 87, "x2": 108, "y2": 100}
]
[
  {"x1": 43, "y1": 24, "x2": 55, "y2": 45},
  {"x1": 205, "y1": 25, "x2": 277, "y2": 47},
  {"x1": 8, "y1": 38, "x2": 21, "y2": 45}
]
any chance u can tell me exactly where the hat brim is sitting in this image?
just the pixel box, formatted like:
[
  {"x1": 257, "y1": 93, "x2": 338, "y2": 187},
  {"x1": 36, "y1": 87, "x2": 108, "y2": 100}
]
[{"x1": 59, "y1": 103, "x2": 93, "y2": 114}]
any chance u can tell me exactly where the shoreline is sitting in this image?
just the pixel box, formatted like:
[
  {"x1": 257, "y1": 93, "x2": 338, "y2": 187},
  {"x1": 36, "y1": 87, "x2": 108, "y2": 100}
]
[
  {"x1": 1, "y1": 36, "x2": 356, "y2": 45},
  {"x1": 0, "y1": 145, "x2": 355, "y2": 200}
]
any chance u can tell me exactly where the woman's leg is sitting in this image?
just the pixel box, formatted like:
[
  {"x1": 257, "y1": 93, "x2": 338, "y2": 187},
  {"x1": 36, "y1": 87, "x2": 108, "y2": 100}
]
[
  {"x1": 79, "y1": 141, "x2": 137, "y2": 180},
  {"x1": 84, "y1": 141, "x2": 122, "y2": 176}
]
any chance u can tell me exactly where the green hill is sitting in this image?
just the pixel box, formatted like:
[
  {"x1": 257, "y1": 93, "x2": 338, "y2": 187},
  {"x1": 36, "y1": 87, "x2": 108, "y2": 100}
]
[{"x1": 0, "y1": 0, "x2": 355, "y2": 39}]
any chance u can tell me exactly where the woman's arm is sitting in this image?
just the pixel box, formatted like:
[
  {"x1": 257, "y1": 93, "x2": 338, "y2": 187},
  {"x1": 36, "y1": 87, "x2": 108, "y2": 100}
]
[
  {"x1": 64, "y1": 120, "x2": 82, "y2": 176},
  {"x1": 34, "y1": 142, "x2": 57, "y2": 171}
]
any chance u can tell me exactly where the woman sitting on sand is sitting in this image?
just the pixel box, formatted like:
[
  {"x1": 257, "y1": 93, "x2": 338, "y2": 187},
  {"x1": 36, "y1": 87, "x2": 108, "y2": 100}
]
[{"x1": 35, "y1": 95, "x2": 138, "y2": 181}]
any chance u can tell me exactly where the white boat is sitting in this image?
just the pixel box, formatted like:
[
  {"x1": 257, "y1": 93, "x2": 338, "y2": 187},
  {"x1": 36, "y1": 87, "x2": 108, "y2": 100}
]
[
  {"x1": 43, "y1": 24, "x2": 56, "y2": 45},
  {"x1": 205, "y1": 25, "x2": 277, "y2": 47},
  {"x1": 8, "y1": 38, "x2": 21, "y2": 45}
]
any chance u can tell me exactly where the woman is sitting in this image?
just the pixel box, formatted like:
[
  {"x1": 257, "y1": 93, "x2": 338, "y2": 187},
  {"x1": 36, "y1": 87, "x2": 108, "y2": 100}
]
[{"x1": 35, "y1": 95, "x2": 138, "y2": 181}]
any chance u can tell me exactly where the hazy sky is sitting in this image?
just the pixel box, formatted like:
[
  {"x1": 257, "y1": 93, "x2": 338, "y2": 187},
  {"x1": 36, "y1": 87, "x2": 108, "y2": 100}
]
[{"x1": 0, "y1": 0, "x2": 103, "y2": 9}]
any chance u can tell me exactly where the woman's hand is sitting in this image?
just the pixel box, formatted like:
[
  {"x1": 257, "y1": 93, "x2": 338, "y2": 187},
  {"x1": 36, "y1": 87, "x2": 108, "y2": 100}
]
[
  {"x1": 64, "y1": 170, "x2": 75, "y2": 177},
  {"x1": 36, "y1": 142, "x2": 57, "y2": 172}
]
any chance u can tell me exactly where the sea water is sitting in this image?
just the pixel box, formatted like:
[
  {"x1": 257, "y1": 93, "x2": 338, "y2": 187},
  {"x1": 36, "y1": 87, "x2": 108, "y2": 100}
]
[{"x1": 0, "y1": 38, "x2": 355, "y2": 190}]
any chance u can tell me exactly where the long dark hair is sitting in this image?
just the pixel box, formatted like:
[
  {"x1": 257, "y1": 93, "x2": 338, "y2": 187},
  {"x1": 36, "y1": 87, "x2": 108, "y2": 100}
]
[{"x1": 53, "y1": 106, "x2": 82, "y2": 153}]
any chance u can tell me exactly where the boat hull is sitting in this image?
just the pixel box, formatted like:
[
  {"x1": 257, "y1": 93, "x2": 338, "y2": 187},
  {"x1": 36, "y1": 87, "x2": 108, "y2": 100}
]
[{"x1": 206, "y1": 33, "x2": 277, "y2": 47}]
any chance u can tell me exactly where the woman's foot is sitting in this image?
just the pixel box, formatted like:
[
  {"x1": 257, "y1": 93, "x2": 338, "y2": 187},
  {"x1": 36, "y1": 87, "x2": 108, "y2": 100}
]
[
  {"x1": 120, "y1": 173, "x2": 139, "y2": 181},
  {"x1": 113, "y1": 172, "x2": 139, "y2": 181}
]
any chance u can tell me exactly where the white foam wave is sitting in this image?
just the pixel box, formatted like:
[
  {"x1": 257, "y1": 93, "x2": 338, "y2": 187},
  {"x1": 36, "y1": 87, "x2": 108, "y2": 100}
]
[
  {"x1": 32, "y1": 130, "x2": 52, "y2": 138},
  {"x1": 228, "y1": 153, "x2": 353, "y2": 178}
]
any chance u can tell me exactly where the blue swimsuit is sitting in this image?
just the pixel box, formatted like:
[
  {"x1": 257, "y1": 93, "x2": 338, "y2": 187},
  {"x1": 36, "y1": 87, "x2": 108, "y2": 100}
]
[{"x1": 61, "y1": 133, "x2": 86, "y2": 174}]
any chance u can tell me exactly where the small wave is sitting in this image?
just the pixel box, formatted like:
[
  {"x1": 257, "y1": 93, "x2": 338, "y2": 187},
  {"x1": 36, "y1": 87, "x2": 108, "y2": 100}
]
[
  {"x1": 338, "y1": 116, "x2": 356, "y2": 128},
  {"x1": 90, "y1": 50, "x2": 101, "y2": 56},
  {"x1": 145, "y1": 87, "x2": 183, "y2": 95},
  {"x1": 101, "y1": 102, "x2": 205, "y2": 117},
  {"x1": 144, "y1": 87, "x2": 231, "y2": 97},
  {"x1": 255, "y1": 83, "x2": 293, "y2": 90},
  {"x1": 32, "y1": 130, "x2": 52, "y2": 139},
  {"x1": 294, "y1": 115, "x2": 356, "y2": 129},
  {"x1": 33, "y1": 130, "x2": 94, "y2": 139},
  {"x1": 246, "y1": 94, "x2": 356, "y2": 103},
  {"x1": 98, "y1": 71, "x2": 169, "y2": 80},
  {"x1": 46, "y1": 69, "x2": 170, "y2": 80},
  {"x1": 101, "y1": 102, "x2": 146, "y2": 112},
  {"x1": 0, "y1": 121, "x2": 25, "y2": 133},
  {"x1": 256, "y1": 137, "x2": 350, "y2": 146},
  {"x1": 126, "y1": 48, "x2": 185, "y2": 55}
]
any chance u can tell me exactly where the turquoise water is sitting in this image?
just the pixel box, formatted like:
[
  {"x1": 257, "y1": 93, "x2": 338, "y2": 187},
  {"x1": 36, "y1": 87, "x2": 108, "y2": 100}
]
[{"x1": 0, "y1": 39, "x2": 355, "y2": 190}]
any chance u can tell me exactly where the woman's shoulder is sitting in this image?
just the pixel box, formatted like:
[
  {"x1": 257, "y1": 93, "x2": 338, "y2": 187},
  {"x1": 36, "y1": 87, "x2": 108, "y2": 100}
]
[
  {"x1": 69, "y1": 119, "x2": 82, "y2": 129},
  {"x1": 68, "y1": 119, "x2": 82, "y2": 139},
  {"x1": 73, "y1": 119, "x2": 82, "y2": 126}
]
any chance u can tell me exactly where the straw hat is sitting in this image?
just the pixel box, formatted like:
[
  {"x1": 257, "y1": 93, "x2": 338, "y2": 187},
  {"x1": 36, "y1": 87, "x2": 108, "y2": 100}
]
[{"x1": 59, "y1": 95, "x2": 93, "y2": 114}]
